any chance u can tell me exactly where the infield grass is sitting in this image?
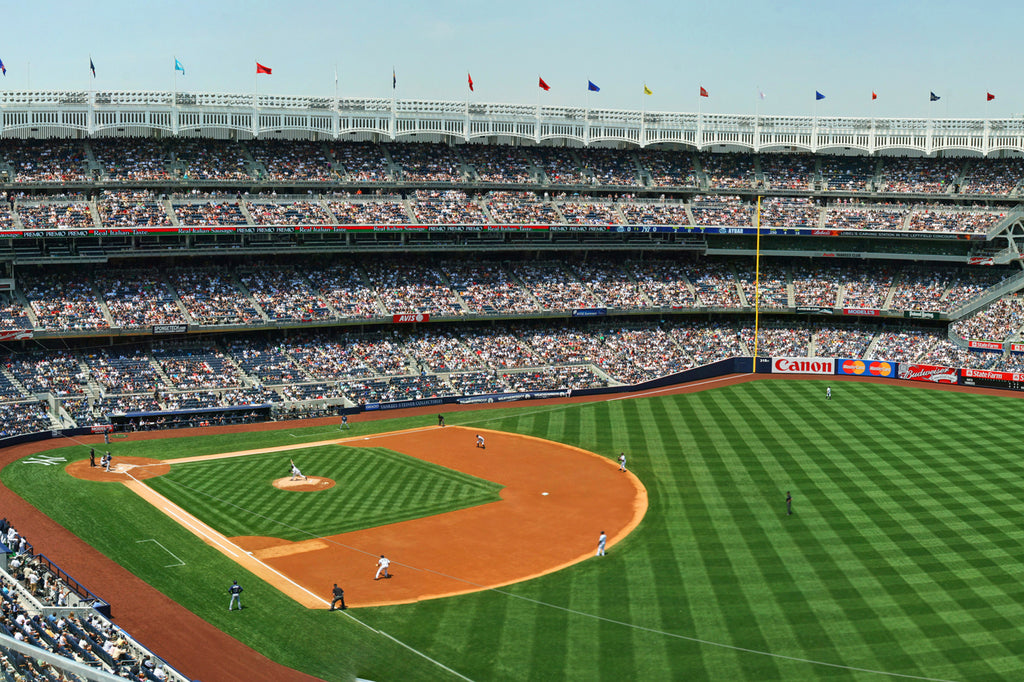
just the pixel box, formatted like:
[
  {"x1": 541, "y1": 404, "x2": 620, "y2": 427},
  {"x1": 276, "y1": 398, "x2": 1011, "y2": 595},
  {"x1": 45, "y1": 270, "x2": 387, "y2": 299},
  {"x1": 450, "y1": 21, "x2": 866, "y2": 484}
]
[
  {"x1": 145, "y1": 445, "x2": 502, "y2": 540},
  {"x1": 8, "y1": 380, "x2": 1024, "y2": 680}
]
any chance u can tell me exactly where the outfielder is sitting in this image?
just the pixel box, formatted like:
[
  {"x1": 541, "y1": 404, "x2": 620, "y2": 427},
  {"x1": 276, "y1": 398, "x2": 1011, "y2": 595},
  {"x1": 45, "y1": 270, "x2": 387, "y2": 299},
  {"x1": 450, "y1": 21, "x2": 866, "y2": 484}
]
[
  {"x1": 228, "y1": 580, "x2": 243, "y2": 611},
  {"x1": 596, "y1": 531, "x2": 607, "y2": 557},
  {"x1": 375, "y1": 554, "x2": 391, "y2": 580}
]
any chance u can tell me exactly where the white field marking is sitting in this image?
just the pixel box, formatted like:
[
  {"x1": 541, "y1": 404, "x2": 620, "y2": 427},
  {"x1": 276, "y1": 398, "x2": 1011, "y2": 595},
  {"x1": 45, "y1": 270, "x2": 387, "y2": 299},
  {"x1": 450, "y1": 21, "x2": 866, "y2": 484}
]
[
  {"x1": 161, "y1": 507, "x2": 241, "y2": 559},
  {"x1": 164, "y1": 425, "x2": 440, "y2": 466},
  {"x1": 135, "y1": 538, "x2": 185, "y2": 568},
  {"x1": 344, "y1": 612, "x2": 474, "y2": 682},
  {"x1": 126, "y1": 474, "x2": 329, "y2": 607},
  {"x1": 484, "y1": 590, "x2": 958, "y2": 682}
]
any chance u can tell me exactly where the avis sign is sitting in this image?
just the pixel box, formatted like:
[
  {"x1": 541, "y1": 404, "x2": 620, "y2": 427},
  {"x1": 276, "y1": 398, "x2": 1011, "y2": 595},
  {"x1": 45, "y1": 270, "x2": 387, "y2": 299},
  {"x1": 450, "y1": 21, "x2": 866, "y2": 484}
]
[
  {"x1": 392, "y1": 314, "x2": 430, "y2": 324},
  {"x1": 772, "y1": 357, "x2": 835, "y2": 375}
]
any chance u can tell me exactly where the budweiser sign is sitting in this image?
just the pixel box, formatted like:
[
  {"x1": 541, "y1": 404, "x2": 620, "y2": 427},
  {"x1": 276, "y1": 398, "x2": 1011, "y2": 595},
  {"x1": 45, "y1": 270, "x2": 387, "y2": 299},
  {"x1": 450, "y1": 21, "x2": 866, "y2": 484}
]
[
  {"x1": 392, "y1": 314, "x2": 430, "y2": 323},
  {"x1": 899, "y1": 363, "x2": 958, "y2": 384},
  {"x1": 0, "y1": 330, "x2": 32, "y2": 341},
  {"x1": 773, "y1": 357, "x2": 835, "y2": 375}
]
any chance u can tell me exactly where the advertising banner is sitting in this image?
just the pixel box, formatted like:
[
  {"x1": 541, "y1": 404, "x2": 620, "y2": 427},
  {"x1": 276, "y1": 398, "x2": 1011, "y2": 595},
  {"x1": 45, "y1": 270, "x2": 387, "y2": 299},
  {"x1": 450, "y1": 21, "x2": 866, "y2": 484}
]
[
  {"x1": 904, "y1": 310, "x2": 941, "y2": 320},
  {"x1": 899, "y1": 363, "x2": 958, "y2": 384},
  {"x1": 960, "y1": 368, "x2": 1024, "y2": 391},
  {"x1": 836, "y1": 358, "x2": 897, "y2": 378},
  {"x1": 392, "y1": 314, "x2": 430, "y2": 324},
  {"x1": 152, "y1": 324, "x2": 188, "y2": 334},
  {"x1": 0, "y1": 330, "x2": 32, "y2": 341},
  {"x1": 967, "y1": 340, "x2": 1003, "y2": 352},
  {"x1": 772, "y1": 357, "x2": 836, "y2": 375},
  {"x1": 1011, "y1": 343, "x2": 1024, "y2": 355},
  {"x1": 842, "y1": 308, "x2": 880, "y2": 317},
  {"x1": 572, "y1": 308, "x2": 608, "y2": 317}
]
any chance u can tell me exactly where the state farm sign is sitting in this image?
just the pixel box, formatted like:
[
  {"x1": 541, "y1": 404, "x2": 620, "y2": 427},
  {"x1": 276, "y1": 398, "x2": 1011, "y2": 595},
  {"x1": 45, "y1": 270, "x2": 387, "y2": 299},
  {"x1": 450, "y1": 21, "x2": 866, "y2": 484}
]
[{"x1": 772, "y1": 357, "x2": 835, "y2": 375}]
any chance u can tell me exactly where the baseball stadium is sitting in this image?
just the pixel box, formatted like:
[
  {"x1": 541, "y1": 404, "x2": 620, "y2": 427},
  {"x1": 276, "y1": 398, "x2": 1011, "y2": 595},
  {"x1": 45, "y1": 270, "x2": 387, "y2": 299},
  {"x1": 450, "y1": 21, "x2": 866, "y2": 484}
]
[{"x1": 0, "y1": 85, "x2": 1023, "y2": 682}]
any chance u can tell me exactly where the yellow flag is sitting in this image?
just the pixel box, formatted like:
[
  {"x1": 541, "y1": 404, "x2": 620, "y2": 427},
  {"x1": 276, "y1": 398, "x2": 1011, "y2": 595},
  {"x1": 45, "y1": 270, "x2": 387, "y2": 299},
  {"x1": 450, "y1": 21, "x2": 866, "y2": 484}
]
[{"x1": 643, "y1": 84, "x2": 653, "y2": 95}]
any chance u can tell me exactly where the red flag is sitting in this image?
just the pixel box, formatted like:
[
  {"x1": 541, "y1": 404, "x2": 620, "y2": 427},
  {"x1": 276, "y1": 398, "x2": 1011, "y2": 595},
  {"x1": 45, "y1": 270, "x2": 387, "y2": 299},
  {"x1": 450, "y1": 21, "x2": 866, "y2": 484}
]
[
  {"x1": 987, "y1": 92, "x2": 995, "y2": 101},
  {"x1": 699, "y1": 86, "x2": 708, "y2": 98},
  {"x1": 871, "y1": 92, "x2": 877, "y2": 100},
  {"x1": 538, "y1": 76, "x2": 550, "y2": 91},
  {"x1": 468, "y1": 73, "x2": 474, "y2": 92},
  {"x1": 256, "y1": 62, "x2": 272, "y2": 75}
]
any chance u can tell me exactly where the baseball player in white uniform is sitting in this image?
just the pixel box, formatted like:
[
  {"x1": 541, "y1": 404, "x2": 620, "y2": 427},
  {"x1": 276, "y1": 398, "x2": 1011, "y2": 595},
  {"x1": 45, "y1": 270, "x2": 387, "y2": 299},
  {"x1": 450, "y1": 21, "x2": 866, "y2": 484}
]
[
  {"x1": 476, "y1": 434, "x2": 485, "y2": 449},
  {"x1": 375, "y1": 554, "x2": 391, "y2": 580},
  {"x1": 596, "y1": 531, "x2": 607, "y2": 556},
  {"x1": 618, "y1": 453, "x2": 627, "y2": 472},
  {"x1": 290, "y1": 459, "x2": 307, "y2": 481}
]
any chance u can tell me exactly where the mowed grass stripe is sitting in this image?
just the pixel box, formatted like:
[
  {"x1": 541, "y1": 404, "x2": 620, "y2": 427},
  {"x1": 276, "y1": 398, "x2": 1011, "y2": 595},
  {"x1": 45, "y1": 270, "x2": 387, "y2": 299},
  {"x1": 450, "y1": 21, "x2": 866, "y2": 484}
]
[
  {"x1": 703, "y1": 390, "x2": 854, "y2": 672},
  {"x1": 755, "y1": 384, "x2": 969, "y2": 676},
  {"x1": 774, "y1": 385, "x2": 1005, "y2": 677},
  {"x1": 145, "y1": 445, "x2": 502, "y2": 541}
]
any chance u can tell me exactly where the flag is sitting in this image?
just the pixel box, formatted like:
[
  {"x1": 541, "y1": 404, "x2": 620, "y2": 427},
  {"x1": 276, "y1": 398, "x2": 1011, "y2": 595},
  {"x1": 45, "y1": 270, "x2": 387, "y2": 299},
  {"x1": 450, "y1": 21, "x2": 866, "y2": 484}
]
[
  {"x1": 759, "y1": 91, "x2": 766, "y2": 100},
  {"x1": 643, "y1": 84, "x2": 653, "y2": 95},
  {"x1": 815, "y1": 91, "x2": 825, "y2": 100},
  {"x1": 930, "y1": 91, "x2": 940, "y2": 101},
  {"x1": 174, "y1": 58, "x2": 185, "y2": 76},
  {"x1": 987, "y1": 92, "x2": 995, "y2": 101},
  {"x1": 392, "y1": 68, "x2": 396, "y2": 89},
  {"x1": 468, "y1": 72, "x2": 474, "y2": 92},
  {"x1": 872, "y1": 92, "x2": 877, "y2": 100},
  {"x1": 699, "y1": 86, "x2": 708, "y2": 98},
  {"x1": 0, "y1": 59, "x2": 5, "y2": 77},
  {"x1": 538, "y1": 76, "x2": 550, "y2": 91},
  {"x1": 588, "y1": 80, "x2": 600, "y2": 92},
  {"x1": 90, "y1": 58, "x2": 96, "y2": 78},
  {"x1": 256, "y1": 62, "x2": 271, "y2": 75}
]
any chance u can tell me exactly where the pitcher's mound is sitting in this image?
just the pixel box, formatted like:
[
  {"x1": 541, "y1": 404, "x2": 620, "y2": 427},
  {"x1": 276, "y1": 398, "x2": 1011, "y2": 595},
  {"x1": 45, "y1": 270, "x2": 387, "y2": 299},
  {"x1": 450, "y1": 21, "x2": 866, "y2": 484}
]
[{"x1": 272, "y1": 476, "x2": 335, "y2": 491}]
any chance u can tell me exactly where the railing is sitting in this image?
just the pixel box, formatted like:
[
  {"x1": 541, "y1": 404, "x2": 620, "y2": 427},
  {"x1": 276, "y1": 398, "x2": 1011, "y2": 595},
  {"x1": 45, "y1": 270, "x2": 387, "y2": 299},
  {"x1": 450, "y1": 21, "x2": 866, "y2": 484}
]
[{"x1": 0, "y1": 90, "x2": 1023, "y2": 152}]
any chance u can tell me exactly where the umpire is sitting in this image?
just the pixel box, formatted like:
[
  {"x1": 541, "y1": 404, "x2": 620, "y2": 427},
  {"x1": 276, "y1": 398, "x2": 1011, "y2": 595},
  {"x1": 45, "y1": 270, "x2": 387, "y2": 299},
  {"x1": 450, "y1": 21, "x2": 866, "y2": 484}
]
[{"x1": 329, "y1": 584, "x2": 347, "y2": 611}]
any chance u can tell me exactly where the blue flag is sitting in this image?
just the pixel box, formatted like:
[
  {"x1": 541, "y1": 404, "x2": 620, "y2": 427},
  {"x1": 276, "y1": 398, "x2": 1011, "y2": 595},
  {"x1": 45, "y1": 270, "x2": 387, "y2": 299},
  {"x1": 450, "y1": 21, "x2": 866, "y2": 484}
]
[
  {"x1": 175, "y1": 58, "x2": 185, "y2": 76},
  {"x1": 930, "y1": 91, "x2": 940, "y2": 101},
  {"x1": 0, "y1": 59, "x2": 5, "y2": 77},
  {"x1": 587, "y1": 80, "x2": 600, "y2": 92},
  {"x1": 815, "y1": 90, "x2": 825, "y2": 100},
  {"x1": 90, "y1": 58, "x2": 96, "y2": 78}
]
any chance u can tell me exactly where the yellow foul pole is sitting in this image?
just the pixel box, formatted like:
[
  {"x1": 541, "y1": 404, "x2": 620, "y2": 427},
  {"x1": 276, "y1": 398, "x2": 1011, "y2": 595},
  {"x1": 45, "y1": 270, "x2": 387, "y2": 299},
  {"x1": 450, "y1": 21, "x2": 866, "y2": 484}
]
[{"x1": 753, "y1": 195, "x2": 762, "y2": 368}]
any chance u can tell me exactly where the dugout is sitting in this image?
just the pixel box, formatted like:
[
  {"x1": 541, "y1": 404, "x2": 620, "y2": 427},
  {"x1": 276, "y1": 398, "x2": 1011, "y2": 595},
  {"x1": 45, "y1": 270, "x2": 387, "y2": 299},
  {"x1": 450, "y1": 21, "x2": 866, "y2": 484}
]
[{"x1": 109, "y1": 404, "x2": 272, "y2": 432}]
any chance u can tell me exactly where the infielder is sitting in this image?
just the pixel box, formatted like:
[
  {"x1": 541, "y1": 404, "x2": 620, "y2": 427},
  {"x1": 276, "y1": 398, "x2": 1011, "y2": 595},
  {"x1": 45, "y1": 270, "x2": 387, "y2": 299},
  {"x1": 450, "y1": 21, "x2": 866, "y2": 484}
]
[
  {"x1": 375, "y1": 555, "x2": 391, "y2": 580},
  {"x1": 290, "y1": 459, "x2": 307, "y2": 481},
  {"x1": 476, "y1": 434, "x2": 485, "y2": 449},
  {"x1": 596, "y1": 531, "x2": 607, "y2": 557},
  {"x1": 618, "y1": 452, "x2": 627, "y2": 472}
]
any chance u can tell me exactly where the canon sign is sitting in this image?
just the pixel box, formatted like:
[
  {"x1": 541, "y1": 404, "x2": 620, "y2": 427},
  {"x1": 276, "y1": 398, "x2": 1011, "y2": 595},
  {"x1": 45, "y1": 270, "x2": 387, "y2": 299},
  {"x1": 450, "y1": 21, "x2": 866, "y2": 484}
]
[{"x1": 773, "y1": 357, "x2": 835, "y2": 375}]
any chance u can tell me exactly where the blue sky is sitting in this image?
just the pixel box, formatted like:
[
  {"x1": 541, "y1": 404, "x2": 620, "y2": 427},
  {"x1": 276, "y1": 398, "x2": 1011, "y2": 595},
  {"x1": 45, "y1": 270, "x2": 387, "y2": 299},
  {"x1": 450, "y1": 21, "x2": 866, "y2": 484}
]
[{"x1": 0, "y1": 0, "x2": 1017, "y2": 119}]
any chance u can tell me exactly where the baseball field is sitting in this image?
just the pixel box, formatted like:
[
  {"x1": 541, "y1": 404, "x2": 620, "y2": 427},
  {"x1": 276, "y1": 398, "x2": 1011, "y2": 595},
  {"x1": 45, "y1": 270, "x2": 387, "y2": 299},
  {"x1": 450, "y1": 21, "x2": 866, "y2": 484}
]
[{"x1": 5, "y1": 376, "x2": 1024, "y2": 681}]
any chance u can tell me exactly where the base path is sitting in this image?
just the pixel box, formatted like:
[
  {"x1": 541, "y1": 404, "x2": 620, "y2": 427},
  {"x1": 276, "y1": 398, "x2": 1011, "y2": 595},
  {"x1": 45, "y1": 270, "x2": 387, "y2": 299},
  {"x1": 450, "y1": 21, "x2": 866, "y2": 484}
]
[
  {"x1": 238, "y1": 427, "x2": 645, "y2": 607},
  {"x1": 68, "y1": 426, "x2": 647, "y2": 609}
]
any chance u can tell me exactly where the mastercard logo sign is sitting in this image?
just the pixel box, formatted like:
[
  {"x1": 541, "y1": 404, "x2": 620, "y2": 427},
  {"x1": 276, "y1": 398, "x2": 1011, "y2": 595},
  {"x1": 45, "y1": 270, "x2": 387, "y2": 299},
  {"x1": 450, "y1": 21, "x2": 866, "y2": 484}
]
[
  {"x1": 841, "y1": 360, "x2": 893, "y2": 376},
  {"x1": 842, "y1": 360, "x2": 865, "y2": 374}
]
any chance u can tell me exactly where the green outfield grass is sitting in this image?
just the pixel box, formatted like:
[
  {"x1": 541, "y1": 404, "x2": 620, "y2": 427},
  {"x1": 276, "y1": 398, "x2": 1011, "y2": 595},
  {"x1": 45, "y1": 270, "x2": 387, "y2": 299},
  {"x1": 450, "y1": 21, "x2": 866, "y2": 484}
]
[
  {"x1": 145, "y1": 445, "x2": 503, "y2": 540},
  {"x1": 7, "y1": 380, "x2": 1024, "y2": 680}
]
